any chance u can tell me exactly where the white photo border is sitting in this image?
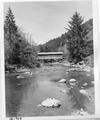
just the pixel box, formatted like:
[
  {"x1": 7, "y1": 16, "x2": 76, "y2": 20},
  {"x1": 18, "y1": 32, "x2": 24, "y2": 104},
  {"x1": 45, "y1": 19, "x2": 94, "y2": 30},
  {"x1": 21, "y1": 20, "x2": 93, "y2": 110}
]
[{"x1": 0, "y1": 0, "x2": 100, "y2": 119}]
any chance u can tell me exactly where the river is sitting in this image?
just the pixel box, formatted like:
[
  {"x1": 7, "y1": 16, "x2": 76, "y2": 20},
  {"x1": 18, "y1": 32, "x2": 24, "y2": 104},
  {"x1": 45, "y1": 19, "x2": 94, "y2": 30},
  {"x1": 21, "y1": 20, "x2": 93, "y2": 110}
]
[{"x1": 5, "y1": 64, "x2": 94, "y2": 117}]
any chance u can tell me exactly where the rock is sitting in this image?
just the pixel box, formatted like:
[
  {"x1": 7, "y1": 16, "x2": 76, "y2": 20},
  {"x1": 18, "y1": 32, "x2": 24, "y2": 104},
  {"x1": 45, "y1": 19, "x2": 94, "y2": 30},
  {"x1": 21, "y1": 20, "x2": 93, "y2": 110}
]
[
  {"x1": 63, "y1": 63, "x2": 70, "y2": 67},
  {"x1": 39, "y1": 98, "x2": 61, "y2": 108},
  {"x1": 37, "y1": 104, "x2": 42, "y2": 107},
  {"x1": 72, "y1": 109, "x2": 89, "y2": 116},
  {"x1": 83, "y1": 82, "x2": 88, "y2": 86},
  {"x1": 24, "y1": 71, "x2": 30, "y2": 74},
  {"x1": 79, "y1": 89, "x2": 88, "y2": 96},
  {"x1": 17, "y1": 68, "x2": 29, "y2": 72},
  {"x1": 17, "y1": 74, "x2": 24, "y2": 79},
  {"x1": 69, "y1": 68, "x2": 78, "y2": 71},
  {"x1": 69, "y1": 79, "x2": 77, "y2": 86},
  {"x1": 17, "y1": 71, "x2": 33, "y2": 79},
  {"x1": 69, "y1": 79, "x2": 76, "y2": 82},
  {"x1": 69, "y1": 82, "x2": 76, "y2": 86},
  {"x1": 81, "y1": 86, "x2": 84, "y2": 89},
  {"x1": 79, "y1": 108, "x2": 89, "y2": 115},
  {"x1": 58, "y1": 79, "x2": 66, "y2": 83},
  {"x1": 24, "y1": 71, "x2": 33, "y2": 75},
  {"x1": 83, "y1": 66, "x2": 91, "y2": 72},
  {"x1": 17, "y1": 83, "x2": 21, "y2": 86}
]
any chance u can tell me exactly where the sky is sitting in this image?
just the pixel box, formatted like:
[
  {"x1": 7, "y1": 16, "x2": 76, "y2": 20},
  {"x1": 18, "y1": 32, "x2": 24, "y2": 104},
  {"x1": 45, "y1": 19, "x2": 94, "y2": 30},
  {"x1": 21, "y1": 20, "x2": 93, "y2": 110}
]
[{"x1": 4, "y1": 0, "x2": 93, "y2": 45}]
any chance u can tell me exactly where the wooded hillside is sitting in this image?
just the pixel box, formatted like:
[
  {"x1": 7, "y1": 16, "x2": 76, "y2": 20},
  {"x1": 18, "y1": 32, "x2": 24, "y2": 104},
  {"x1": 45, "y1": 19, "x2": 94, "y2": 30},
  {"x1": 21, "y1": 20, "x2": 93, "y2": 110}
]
[{"x1": 38, "y1": 18, "x2": 93, "y2": 63}]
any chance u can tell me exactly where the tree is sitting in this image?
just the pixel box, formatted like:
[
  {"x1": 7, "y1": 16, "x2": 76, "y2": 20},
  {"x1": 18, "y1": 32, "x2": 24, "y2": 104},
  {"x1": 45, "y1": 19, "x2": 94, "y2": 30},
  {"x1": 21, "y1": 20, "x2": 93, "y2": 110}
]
[
  {"x1": 44, "y1": 45, "x2": 51, "y2": 52},
  {"x1": 4, "y1": 7, "x2": 39, "y2": 68},
  {"x1": 4, "y1": 8, "x2": 18, "y2": 45},
  {"x1": 19, "y1": 45, "x2": 37, "y2": 68},
  {"x1": 4, "y1": 36, "x2": 11, "y2": 66},
  {"x1": 40, "y1": 46, "x2": 44, "y2": 52},
  {"x1": 66, "y1": 12, "x2": 88, "y2": 63},
  {"x1": 4, "y1": 8, "x2": 21, "y2": 65}
]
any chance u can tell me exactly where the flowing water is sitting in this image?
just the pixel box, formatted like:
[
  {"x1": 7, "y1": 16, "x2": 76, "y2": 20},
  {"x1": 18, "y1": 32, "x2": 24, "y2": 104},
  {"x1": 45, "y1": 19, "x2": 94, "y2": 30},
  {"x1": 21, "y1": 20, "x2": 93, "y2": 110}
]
[{"x1": 5, "y1": 65, "x2": 94, "y2": 117}]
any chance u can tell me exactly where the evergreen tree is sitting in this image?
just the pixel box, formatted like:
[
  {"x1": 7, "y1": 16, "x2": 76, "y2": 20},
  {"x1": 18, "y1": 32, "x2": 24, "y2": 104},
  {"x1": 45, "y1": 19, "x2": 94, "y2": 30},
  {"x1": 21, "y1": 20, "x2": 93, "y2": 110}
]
[
  {"x1": 4, "y1": 8, "x2": 39, "y2": 68},
  {"x1": 4, "y1": 8, "x2": 18, "y2": 46},
  {"x1": 4, "y1": 8, "x2": 20, "y2": 65},
  {"x1": 66, "y1": 12, "x2": 88, "y2": 63}
]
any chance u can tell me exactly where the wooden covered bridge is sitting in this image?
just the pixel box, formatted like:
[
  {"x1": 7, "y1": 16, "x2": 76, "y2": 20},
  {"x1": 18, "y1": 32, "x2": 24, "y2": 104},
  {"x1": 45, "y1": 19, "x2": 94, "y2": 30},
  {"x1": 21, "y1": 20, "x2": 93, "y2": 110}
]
[{"x1": 37, "y1": 52, "x2": 63, "y2": 62}]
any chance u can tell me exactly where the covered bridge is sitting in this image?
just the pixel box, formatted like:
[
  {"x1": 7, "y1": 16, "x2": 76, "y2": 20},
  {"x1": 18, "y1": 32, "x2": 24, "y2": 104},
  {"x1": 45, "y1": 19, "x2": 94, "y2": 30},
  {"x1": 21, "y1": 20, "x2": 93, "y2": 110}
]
[{"x1": 37, "y1": 52, "x2": 63, "y2": 62}]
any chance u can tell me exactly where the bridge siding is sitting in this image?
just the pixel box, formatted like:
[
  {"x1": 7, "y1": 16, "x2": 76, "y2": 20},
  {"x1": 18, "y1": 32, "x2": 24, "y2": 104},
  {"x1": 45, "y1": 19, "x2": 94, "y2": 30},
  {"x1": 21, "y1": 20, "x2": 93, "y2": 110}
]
[{"x1": 37, "y1": 52, "x2": 63, "y2": 60}]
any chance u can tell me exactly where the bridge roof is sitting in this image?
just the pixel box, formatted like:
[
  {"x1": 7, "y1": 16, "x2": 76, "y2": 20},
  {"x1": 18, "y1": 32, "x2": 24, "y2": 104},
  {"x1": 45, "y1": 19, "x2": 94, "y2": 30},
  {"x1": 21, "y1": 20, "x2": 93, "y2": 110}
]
[{"x1": 38, "y1": 52, "x2": 63, "y2": 55}]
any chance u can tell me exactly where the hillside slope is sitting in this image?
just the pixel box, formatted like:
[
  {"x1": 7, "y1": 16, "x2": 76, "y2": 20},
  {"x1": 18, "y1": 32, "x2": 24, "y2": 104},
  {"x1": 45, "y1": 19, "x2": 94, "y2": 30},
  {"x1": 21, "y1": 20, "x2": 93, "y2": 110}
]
[{"x1": 38, "y1": 19, "x2": 93, "y2": 55}]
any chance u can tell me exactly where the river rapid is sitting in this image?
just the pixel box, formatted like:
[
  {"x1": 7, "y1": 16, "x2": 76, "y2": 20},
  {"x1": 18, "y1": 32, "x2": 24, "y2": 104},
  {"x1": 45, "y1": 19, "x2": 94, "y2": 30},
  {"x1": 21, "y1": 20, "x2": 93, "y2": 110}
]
[{"x1": 5, "y1": 64, "x2": 94, "y2": 117}]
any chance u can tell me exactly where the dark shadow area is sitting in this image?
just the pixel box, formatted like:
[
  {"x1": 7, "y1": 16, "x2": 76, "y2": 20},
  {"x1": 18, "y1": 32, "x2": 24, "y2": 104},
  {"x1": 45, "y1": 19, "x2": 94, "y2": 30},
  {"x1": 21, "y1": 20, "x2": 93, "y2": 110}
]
[{"x1": 68, "y1": 86, "x2": 89, "y2": 110}]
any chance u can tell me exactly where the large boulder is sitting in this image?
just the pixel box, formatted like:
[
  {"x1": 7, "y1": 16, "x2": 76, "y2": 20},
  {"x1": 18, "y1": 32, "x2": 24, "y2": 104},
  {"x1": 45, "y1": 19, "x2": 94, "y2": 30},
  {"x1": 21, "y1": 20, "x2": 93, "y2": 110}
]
[
  {"x1": 69, "y1": 79, "x2": 77, "y2": 86},
  {"x1": 58, "y1": 79, "x2": 66, "y2": 83},
  {"x1": 38, "y1": 98, "x2": 61, "y2": 108},
  {"x1": 79, "y1": 89, "x2": 88, "y2": 96}
]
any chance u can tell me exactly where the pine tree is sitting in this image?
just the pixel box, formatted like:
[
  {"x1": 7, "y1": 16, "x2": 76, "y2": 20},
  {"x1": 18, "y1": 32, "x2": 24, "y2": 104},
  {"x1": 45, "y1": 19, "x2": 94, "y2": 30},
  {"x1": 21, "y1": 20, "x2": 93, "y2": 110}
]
[
  {"x1": 66, "y1": 12, "x2": 88, "y2": 63},
  {"x1": 4, "y1": 8, "x2": 39, "y2": 68},
  {"x1": 4, "y1": 8, "x2": 18, "y2": 45},
  {"x1": 4, "y1": 8, "x2": 21, "y2": 65}
]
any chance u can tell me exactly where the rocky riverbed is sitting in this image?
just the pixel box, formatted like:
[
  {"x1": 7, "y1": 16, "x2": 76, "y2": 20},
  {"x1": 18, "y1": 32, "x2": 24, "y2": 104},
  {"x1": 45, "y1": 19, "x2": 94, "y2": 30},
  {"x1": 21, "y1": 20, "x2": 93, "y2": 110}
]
[{"x1": 5, "y1": 64, "x2": 94, "y2": 117}]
